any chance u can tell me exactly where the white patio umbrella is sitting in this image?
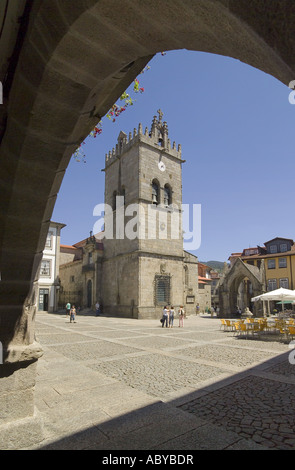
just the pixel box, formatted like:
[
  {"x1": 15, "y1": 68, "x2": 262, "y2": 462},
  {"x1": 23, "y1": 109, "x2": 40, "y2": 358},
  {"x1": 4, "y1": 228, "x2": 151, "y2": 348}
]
[{"x1": 251, "y1": 287, "x2": 295, "y2": 315}]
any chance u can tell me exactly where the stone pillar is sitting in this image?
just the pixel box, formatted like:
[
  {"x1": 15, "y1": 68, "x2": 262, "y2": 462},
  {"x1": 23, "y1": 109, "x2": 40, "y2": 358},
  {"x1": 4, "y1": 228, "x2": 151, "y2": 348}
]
[
  {"x1": 219, "y1": 288, "x2": 232, "y2": 318},
  {"x1": 252, "y1": 291, "x2": 263, "y2": 317},
  {"x1": 0, "y1": 280, "x2": 44, "y2": 449}
]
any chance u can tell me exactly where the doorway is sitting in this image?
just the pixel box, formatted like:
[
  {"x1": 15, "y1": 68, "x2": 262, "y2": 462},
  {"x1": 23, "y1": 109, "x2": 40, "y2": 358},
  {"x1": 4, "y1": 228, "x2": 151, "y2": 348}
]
[{"x1": 39, "y1": 288, "x2": 49, "y2": 311}]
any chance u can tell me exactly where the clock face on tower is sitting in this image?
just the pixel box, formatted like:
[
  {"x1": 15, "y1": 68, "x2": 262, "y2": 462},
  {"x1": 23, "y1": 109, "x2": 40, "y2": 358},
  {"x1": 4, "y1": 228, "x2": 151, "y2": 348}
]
[{"x1": 158, "y1": 161, "x2": 166, "y2": 172}]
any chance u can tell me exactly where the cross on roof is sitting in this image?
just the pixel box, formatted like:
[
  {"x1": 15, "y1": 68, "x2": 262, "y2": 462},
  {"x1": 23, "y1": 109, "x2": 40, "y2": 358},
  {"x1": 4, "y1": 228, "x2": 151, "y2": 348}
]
[{"x1": 157, "y1": 109, "x2": 163, "y2": 122}]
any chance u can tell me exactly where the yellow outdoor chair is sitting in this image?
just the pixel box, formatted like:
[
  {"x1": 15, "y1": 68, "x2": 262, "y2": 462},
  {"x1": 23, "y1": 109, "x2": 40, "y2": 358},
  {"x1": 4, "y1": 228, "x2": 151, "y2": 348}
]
[
  {"x1": 234, "y1": 322, "x2": 249, "y2": 338},
  {"x1": 278, "y1": 325, "x2": 290, "y2": 342},
  {"x1": 234, "y1": 322, "x2": 241, "y2": 336},
  {"x1": 257, "y1": 319, "x2": 267, "y2": 333},
  {"x1": 288, "y1": 326, "x2": 295, "y2": 340},
  {"x1": 274, "y1": 319, "x2": 285, "y2": 333},
  {"x1": 220, "y1": 319, "x2": 227, "y2": 330},
  {"x1": 251, "y1": 322, "x2": 263, "y2": 337},
  {"x1": 262, "y1": 319, "x2": 272, "y2": 332},
  {"x1": 225, "y1": 320, "x2": 235, "y2": 331}
]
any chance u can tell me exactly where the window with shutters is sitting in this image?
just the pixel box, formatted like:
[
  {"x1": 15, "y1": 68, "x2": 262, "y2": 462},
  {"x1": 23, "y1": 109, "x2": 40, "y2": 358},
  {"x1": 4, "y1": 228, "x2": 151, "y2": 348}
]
[
  {"x1": 279, "y1": 257, "x2": 287, "y2": 268},
  {"x1": 40, "y1": 259, "x2": 51, "y2": 277},
  {"x1": 268, "y1": 279, "x2": 277, "y2": 291},
  {"x1": 279, "y1": 278, "x2": 289, "y2": 288}
]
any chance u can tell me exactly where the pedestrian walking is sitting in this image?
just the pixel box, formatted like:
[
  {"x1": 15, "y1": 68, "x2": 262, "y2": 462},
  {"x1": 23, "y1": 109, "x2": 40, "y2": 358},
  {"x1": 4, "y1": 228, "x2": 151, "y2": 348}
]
[
  {"x1": 66, "y1": 302, "x2": 71, "y2": 316},
  {"x1": 178, "y1": 305, "x2": 185, "y2": 327},
  {"x1": 95, "y1": 301, "x2": 100, "y2": 316},
  {"x1": 169, "y1": 306, "x2": 175, "y2": 328},
  {"x1": 70, "y1": 305, "x2": 77, "y2": 323},
  {"x1": 162, "y1": 306, "x2": 169, "y2": 328}
]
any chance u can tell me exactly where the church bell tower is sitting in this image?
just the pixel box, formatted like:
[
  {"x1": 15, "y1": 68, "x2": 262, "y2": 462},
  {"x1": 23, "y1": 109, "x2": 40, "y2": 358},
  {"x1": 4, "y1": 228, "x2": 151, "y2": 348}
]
[{"x1": 102, "y1": 111, "x2": 195, "y2": 318}]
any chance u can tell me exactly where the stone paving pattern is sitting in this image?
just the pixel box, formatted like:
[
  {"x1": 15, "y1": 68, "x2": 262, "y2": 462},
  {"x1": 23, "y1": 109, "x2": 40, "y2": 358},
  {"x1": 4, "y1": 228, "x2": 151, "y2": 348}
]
[{"x1": 27, "y1": 313, "x2": 295, "y2": 450}]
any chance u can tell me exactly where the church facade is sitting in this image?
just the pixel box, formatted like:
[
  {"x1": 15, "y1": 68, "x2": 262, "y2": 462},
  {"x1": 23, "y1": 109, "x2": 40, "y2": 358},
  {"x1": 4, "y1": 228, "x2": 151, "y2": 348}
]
[{"x1": 59, "y1": 112, "x2": 199, "y2": 318}]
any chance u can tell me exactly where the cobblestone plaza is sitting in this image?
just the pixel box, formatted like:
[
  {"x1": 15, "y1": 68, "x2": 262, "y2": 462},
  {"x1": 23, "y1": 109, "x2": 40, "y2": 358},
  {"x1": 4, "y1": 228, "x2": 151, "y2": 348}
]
[{"x1": 27, "y1": 313, "x2": 295, "y2": 450}]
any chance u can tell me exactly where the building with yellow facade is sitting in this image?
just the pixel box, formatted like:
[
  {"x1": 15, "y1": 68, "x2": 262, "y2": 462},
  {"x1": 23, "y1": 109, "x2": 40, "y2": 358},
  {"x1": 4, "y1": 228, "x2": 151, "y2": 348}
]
[
  {"x1": 240, "y1": 237, "x2": 295, "y2": 292},
  {"x1": 219, "y1": 237, "x2": 295, "y2": 317}
]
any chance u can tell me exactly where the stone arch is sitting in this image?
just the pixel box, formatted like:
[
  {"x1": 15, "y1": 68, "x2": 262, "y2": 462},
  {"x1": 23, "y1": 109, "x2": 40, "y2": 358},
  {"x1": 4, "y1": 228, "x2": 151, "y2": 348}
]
[
  {"x1": 229, "y1": 274, "x2": 254, "y2": 315},
  {"x1": 1, "y1": 1, "x2": 295, "y2": 349},
  {"x1": 219, "y1": 258, "x2": 265, "y2": 317},
  {"x1": 1, "y1": 0, "x2": 295, "y2": 446}
]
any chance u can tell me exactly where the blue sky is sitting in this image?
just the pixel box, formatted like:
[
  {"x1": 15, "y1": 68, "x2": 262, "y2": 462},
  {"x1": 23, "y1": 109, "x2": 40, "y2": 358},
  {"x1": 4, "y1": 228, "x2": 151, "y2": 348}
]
[{"x1": 52, "y1": 50, "x2": 295, "y2": 262}]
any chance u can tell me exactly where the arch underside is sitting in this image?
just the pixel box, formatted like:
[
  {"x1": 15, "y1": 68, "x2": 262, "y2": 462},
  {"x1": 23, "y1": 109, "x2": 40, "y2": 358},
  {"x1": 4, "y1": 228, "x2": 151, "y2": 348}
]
[{"x1": 229, "y1": 275, "x2": 255, "y2": 314}]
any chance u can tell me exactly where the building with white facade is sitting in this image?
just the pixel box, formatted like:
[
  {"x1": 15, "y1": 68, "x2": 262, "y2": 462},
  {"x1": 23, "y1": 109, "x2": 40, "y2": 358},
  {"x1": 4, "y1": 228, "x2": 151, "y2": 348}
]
[{"x1": 38, "y1": 221, "x2": 65, "y2": 312}]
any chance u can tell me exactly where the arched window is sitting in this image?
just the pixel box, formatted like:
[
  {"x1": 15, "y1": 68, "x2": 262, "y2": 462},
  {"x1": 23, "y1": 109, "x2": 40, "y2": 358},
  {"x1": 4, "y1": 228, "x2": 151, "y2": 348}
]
[
  {"x1": 164, "y1": 184, "x2": 172, "y2": 206},
  {"x1": 152, "y1": 180, "x2": 159, "y2": 204}
]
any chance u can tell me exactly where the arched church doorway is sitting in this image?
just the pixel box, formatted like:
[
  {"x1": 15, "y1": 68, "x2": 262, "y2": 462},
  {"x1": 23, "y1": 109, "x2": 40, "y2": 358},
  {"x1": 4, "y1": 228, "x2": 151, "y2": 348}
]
[
  {"x1": 229, "y1": 276, "x2": 254, "y2": 316},
  {"x1": 219, "y1": 258, "x2": 265, "y2": 318}
]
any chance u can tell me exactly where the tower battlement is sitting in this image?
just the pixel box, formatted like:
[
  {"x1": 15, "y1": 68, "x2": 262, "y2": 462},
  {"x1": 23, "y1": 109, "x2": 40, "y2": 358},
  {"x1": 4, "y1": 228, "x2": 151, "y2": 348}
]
[{"x1": 105, "y1": 111, "x2": 182, "y2": 168}]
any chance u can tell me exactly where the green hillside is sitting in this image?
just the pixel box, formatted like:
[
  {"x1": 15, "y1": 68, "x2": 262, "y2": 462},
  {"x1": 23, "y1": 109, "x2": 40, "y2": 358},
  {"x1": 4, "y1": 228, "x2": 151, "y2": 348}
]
[{"x1": 200, "y1": 260, "x2": 225, "y2": 272}]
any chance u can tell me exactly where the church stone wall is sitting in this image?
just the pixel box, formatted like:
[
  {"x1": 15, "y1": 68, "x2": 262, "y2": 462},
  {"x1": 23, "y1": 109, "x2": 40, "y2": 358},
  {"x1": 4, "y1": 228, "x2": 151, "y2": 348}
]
[
  {"x1": 139, "y1": 142, "x2": 182, "y2": 207},
  {"x1": 59, "y1": 260, "x2": 83, "y2": 307},
  {"x1": 183, "y1": 251, "x2": 199, "y2": 316},
  {"x1": 138, "y1": 143, "x2": 183, "y2": 258},
  {"x1": 103, "y1": 143, "x2": 140, "y2": 259},
  {"x1": 102, "y1": 253, "x2": 139, "y2": 317},
  {"x1": 138, "y1": 255, "x2": 185, "y2": 319}
]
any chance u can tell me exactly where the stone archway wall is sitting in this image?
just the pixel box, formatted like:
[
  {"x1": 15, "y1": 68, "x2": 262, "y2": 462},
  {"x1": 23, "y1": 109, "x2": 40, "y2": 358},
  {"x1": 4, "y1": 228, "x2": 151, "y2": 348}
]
[
  {"x1": 1, "y1": 0, "x2": 295, "y2": 349},
  {"x1": 219, "y1": 259, "x2": 265, "y2": 317},
  {"x1": 228, "y1": 275, "x2": 254, "y2": 315},
  {"x1": 1, "y1": 0, "x2": 295, "y2": 447}
]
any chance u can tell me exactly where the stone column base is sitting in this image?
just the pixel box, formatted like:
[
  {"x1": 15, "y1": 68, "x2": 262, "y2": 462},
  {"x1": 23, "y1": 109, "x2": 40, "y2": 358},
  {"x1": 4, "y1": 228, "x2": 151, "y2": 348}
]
[
  {"x1": 0, "y1": 341, "x2": 44, "y2": 449},
  {"x1": 0, "y1": 407, "x2": 44, "y2": 450}
]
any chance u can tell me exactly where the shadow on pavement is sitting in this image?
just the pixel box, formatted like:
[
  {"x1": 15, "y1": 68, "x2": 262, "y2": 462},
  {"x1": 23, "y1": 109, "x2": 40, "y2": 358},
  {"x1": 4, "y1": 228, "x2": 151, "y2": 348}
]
[{"x1": 36, "y1": 350, "x2": 295, "y2": 451}]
